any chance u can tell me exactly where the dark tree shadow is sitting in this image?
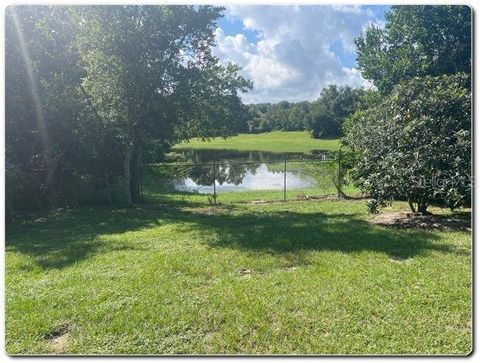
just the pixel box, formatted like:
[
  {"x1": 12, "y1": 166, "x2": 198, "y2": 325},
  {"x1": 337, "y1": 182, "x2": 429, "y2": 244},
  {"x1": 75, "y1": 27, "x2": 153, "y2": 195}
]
[
  {"x1": 6, "y1": 206, "x2": 169, "y2": 269},
  {"x1": 5, "y1": 199, "x2": 470, "y2": 270},
  {"x1": 178, "y1": 209, "x2": 467, "y2": 265}
]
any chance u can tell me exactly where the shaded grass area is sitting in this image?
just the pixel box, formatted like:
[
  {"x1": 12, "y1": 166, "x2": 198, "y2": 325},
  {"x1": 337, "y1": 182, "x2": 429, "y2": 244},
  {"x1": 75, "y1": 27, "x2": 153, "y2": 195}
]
[
  {"x1": 5, "y1": 191, "x2": 471, "y2": 354},
  {"x1": 173, "y1": 131, "x2": 340, "y2": 153}
]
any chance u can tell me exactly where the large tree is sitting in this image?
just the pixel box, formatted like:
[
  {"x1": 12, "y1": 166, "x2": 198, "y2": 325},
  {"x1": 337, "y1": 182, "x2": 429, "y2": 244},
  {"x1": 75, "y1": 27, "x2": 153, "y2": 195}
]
[
  {"x1": 74, "y1": 5, "x2": 251, "y2": 206},
  {"x1": 5, "y1": 5, "x2": 252, "y2": 214},
  {"x1": 356, "y1": 5, "x2": 471, "y2": 94}
]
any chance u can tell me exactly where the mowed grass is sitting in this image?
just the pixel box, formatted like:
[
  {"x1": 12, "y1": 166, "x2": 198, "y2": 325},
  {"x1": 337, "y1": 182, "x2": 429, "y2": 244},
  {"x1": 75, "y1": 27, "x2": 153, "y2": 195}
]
[
  {"x1": 5, "y1": 190, "x2": 471, "y2": 354},
  {"x1": 173, "y1": 131, "x2": 340, "y2": 153}
]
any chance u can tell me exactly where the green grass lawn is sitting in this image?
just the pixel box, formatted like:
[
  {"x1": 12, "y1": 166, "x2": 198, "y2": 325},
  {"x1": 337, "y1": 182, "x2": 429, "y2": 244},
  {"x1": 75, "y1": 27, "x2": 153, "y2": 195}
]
[
  {"x1": 5, "y1": 190, "x2": 471, "y2": 354},
  {"x1": 173, "y1": 131, "x2": 340, "y2": 153}
]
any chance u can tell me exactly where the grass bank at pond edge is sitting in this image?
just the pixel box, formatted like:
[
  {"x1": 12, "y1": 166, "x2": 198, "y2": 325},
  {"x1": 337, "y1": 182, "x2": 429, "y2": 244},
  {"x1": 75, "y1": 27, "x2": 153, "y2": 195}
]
[
  {"x1": 173, "y1": 131, "x2": 341, "y2": 153},
  {"x1": 5, "y1": 189, "x2": 471, "y2": 354}
]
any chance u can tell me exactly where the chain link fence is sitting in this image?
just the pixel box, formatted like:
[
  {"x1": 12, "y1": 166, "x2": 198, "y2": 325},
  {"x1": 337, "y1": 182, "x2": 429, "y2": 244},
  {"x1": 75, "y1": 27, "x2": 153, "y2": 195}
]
[{"x1": 145, "y1": 156, "x2": 351, "y2": 203}]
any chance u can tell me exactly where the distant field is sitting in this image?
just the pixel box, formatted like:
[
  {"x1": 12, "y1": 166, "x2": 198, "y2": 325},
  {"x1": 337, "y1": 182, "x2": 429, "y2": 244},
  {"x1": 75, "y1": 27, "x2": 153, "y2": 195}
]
[{"x1": 173, "y1": 131, "x2": 341, "y2": 153}]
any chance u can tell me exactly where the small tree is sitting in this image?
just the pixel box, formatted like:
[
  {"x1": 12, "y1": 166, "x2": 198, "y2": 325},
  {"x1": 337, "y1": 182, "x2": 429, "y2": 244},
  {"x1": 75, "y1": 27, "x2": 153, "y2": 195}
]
[{"x1": 344, "y1": 73, "x2": 471, "y2": 214}]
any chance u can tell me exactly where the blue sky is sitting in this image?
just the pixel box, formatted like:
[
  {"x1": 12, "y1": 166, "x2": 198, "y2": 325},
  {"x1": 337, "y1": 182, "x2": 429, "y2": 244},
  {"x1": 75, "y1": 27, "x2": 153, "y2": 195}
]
[
  {"x1": 218, "y1": 16, "x2": 260, "y2": 43},
  {"x1": 214, "y1": 5, "x2": 389, "y2": 103}
]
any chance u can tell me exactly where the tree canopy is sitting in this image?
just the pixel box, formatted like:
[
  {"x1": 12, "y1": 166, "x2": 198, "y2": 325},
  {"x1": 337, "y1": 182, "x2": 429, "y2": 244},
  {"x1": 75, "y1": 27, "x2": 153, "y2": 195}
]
[
  {"x1": 356, "y1": 5, "x2": 471, "y2": 94},
  {"x1": 5, "y1": 5, "x2": 251, "y2": 215},
  {"x1": 344, "y1": 5, "x2": 472, "y2": 214}
]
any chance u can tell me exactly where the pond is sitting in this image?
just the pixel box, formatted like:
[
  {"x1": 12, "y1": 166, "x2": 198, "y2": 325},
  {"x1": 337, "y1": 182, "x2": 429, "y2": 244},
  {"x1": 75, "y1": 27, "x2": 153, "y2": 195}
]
[{"x1": 158, "y1": 148, "x2": 335, "y2": 194}]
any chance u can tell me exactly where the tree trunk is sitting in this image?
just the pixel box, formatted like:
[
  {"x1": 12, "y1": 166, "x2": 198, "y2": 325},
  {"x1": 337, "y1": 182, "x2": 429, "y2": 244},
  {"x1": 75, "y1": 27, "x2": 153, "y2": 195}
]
[
  {"x1": 418, "y1": 200, "x2": 430, "y2": 214},
  {"x1": 123, "y1": 145, "x2": 133, "y2": 207},
  {"x1": 130, "y1": 148, "x2": 142, "y2": 204},
  {"x1": 408, "y1": 198, "x2": 416, "y2": 213},
  {"x1": 408, "y1": 197, "x2": 430, "y2": 214}
]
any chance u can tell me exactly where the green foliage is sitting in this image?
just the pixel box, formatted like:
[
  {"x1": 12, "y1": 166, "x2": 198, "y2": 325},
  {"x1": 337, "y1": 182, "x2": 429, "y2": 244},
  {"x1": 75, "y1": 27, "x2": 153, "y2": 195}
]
[
  {"x1": 5, "y1": 157, "x2": 40, "y2": 219},
  {"x1": 309, "y1": 86, "x2": 364, "y2": 138},
  {"x1": 350, "y1": 5, "x2": 472, "y2": 214},
  {"x1": 356, "y1": 5, "x2": 471, "y2": 94},
  {"x1": 244, "y1": 86, "x2": 367, "y2": 138},
  {"x1": 366, "y1": 199, "x2": 382, "y2": 214},
  {"x1": 246, "y1": 101, "x2": 310, "y2": 134},
  {"x1": 300, "y1": 153, "x2": 348, "y2": 197},
  {"x1": 73, "y1": 5, "x2": 251, "y2": 205},
  {"x1": 5, "y1": 6, "x2": 117, "y2": 214},
  {"x1": 5, "y1": 5, "x2": 251, "y2": 214},
  {"x1": 344, "y1": 73, "x2": 471, "y2": 213}
]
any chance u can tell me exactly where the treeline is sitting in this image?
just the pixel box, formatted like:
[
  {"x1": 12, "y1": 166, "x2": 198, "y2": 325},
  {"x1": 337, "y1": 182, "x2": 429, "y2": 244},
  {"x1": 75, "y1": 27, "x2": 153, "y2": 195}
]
[
  {"x1": 240, "y1": 86, "x2": 371, "y2": 138},
  {"x1": 6, "y1": 5, "x2": 251, "y2": 217}
]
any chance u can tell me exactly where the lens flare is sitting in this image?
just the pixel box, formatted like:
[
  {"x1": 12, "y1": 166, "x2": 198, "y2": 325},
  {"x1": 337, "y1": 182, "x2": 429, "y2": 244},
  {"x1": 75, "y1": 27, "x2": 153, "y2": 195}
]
[{"x1": 10, "y1": 7, "x2": 49, "y2": 155}]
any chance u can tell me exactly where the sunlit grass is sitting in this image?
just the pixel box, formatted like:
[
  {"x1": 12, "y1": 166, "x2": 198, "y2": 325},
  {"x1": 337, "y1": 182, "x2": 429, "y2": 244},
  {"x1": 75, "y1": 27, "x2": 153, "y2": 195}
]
[
  {"x1": 5, "y1": 189, "x2": 471, "y2": 354},
  {"x1": 173, "y1": 131, "x2": 341, "y2": 153},
  {"x1": 6, "y1": 192, "x2": 471, "y2": 354}
]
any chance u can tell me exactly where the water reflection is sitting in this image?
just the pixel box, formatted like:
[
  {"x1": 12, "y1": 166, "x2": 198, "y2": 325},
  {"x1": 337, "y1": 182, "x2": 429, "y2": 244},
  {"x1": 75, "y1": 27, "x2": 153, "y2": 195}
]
[
  {"x1": 174, "y1": 163, "x2": 315, "y2": 193},
  {"x1": 158, "y1": 148, "x2": 330, "y2": 193}
]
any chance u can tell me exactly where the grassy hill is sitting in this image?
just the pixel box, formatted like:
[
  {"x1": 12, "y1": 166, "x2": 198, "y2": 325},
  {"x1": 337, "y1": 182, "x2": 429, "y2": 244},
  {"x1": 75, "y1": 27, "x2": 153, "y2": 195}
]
[{"x1": 173, "y1": 131, "x2": 341, "y2": 153}]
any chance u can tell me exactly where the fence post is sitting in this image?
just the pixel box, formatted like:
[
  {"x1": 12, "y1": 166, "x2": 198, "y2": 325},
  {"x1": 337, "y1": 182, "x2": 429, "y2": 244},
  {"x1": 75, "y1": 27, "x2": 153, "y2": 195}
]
[
  {"x1": 337, "y1": 149, "x2": 342, "y2": 198},
  {"x1": 213, "y1": 160, "x2": 217, "y2": 204},
  {"x1": 284, "y1": 158, "x2": 287, "y2": 202}
]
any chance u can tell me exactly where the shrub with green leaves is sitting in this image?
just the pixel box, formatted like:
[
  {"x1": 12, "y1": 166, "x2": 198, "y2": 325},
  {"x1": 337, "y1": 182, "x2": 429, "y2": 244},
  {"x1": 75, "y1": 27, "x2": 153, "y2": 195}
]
[{"x1": 344, "y1": 73, "x2": 471, "y2": 214}]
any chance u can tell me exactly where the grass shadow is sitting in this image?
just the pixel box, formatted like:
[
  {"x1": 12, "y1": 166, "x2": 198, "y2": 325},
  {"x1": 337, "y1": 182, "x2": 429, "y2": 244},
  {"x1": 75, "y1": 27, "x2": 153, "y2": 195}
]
[
  {"x1": 6, "y1": 205, "x2": 173, "y2": 269},
  {"x1": 179, "y1": 208, "x2": 463, "y2": 263},
  {"x1": 6, "y1": 197, "x2": 469, "y2": 270}
]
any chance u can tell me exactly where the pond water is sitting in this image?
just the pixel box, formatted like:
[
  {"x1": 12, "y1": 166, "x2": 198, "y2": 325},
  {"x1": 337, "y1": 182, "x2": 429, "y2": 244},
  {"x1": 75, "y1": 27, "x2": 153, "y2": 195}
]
[
  {"x1": 173, "y1": 163, "x2": 316, "y2": 194},
  {"x1": 161, "y1": 148, "x2": 333, "y2": 193}
]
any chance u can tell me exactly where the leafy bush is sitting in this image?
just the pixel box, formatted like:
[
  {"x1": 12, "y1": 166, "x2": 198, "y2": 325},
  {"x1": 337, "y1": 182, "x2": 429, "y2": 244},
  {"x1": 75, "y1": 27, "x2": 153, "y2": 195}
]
[{"x1": 344, "y1": 73, "x2": 471, "y2": 214}]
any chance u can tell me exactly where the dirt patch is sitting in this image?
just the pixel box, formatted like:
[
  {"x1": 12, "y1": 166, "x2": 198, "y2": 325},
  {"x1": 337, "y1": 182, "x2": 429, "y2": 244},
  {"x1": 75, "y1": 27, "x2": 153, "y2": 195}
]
[
  {"x1": 250, "y1": 200, "x2": 270, "y2": 204},
  {"x1": 249, "y1": 195, "x2": 349, "y2": 205},
  {"x1": 389, "y1": 254, "x2": 411, "y2": 263},
  {"x1": 238, "y1": 268, "x2": 252, "y2": 278},
  {"x1": 295, "y1": 194, "x2": 342, "y2": 201},
  {"x1": 371, "y1": 212, "x2": 471, "y2": 231},
  {"x1": 44, "y1": 321, "x2": 72, "y2": 354},
  {"x1": 49, "y1": 333, "x2": 69, "y2": 354},
  {"x1": 193, "y1": 206, "x2": 232, "y2": 216}
]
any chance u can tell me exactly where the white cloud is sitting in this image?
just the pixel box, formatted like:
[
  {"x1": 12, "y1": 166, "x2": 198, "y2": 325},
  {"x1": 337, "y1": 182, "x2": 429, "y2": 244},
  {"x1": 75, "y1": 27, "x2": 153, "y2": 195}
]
[{"x1": 214, "y1": 5, "x2": 379, "y2": 103}]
